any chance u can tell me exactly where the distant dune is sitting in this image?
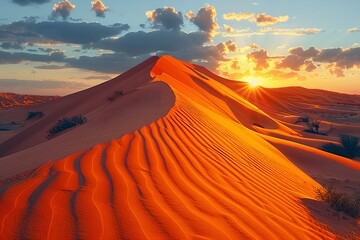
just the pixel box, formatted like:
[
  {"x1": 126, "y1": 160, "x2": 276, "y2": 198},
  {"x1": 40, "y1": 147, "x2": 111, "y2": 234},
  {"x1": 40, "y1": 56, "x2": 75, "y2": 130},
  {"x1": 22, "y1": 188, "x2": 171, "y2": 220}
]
[
  {"x1": 0, "y1": 56, "x2": 359, "y2": 239},
  {"x1": 0, "y1": 93, "x2": 59, "y2": 110}
]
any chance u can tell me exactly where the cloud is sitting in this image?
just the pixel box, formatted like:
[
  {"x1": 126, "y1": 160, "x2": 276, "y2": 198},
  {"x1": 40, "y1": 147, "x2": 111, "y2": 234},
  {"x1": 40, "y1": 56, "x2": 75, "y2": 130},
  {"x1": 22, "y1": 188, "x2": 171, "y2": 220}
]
[
  {"x1": 260, "y1": 27, "x2": 322, "y2": 35},
  {"x1": 146, "y1": 7, "x2": 183, "y2": 31},
  {"x1": 276, "y1": 46, "x2": 360, "y2": 77},
  {"x1": 0, "y1": 50, "x2": 65, "y2": 64},
  {"x1": 0, "y1": 42, "x2": 24, "y2": 50},
  {"x1": 91, "y1": 0, "x2": 109, "y2": 18},
  {"x1": 277, "y1": 47, "x2": 318, "y2": 71},
  {"x1": 187, "y1": 6, "x2": 219, "y2": 40},
  {"x1": 348, "y1": 27, "x2": 359, "y2": 33},
  {"x1": 93, "y1": 30, "x2": 209, "y2": 56},
  {"x1": 34, "y1": 64, "x2": 69, "y2": 69},
  {"x1": 247, "y1": 49, "x2": 270, "y2": 71},
  {"x1": 223, "y1": 12, "x2": 288, "y2": 26},
  {"x1": 65, "y1": 52, "x2": 150, "y2": 73},
  {"x1": 223, "y1": 12, "x2": 255, "y2": 21},
  {"x1": 0, "y1": 20, "x2": 129, "y2": 44},
  {"x1": 12, "y1": 0, "x2": 50, "y2": 6},
  {"x1": 50, "y1": 0, "x2": 76, "y2": 20},
  {"x1": 83, "y1": 75, "x2": 112, "y2": 80},
  {"x1": 223, "y1": 24, "x2": 234, "y2": 32},
  {"x1": 253, "y1": 13, "x2": 288, "y2": 26}
]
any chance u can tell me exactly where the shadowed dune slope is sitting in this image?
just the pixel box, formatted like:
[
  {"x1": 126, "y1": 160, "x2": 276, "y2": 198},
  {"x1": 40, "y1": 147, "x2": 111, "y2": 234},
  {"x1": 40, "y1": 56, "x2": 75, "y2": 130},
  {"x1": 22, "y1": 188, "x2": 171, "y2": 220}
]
[{"x1": 0, "y1": 56, "x2": 359, "y2": 239}]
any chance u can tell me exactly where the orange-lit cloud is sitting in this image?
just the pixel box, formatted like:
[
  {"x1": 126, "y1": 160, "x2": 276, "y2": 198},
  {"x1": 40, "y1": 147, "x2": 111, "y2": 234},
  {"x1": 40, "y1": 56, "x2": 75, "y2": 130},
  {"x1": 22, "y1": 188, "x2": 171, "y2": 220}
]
[
  {"x1": 348, "y1": 27, "x2": 359, "y2": 33},
  {"x1": 223, "y1": 12, "x2": 288, "y2": 26},
  {"x1": 254, "y1": 13, "x2": 288, "y2": 26},
  {"x1": 91, "y1": 0, "x2": 109, "y2": 18},
  {"x1": 247, "y1": 49, "x2": 270, "y2": 71},
  {"x1": 187, "y1": 6, "x2": 219, "y2": 40},
  {"x1": 223, "y1": 12, "x2": 255, "y2": 21},
  {"x1": 51, "y1": 0, "x2": 75, "y2": 20},
  {"x1": 223, "y1": 24, "x2": 234, "y2": 32},
  {"x1": 260, "y1": 27, "x2": 322, "y2": 35}
]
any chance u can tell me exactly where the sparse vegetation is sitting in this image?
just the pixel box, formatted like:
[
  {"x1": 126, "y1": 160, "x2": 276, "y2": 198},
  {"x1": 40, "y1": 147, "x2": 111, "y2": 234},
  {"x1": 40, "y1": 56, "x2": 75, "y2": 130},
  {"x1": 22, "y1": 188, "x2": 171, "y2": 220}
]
[
  {"x1": 107, "y1": 90, "x2": 123, "y2": 102},
  {"x1": 321, "y1": 134, "x2": 360, "y2": 159},
  {"x1": 295, "y1": 116, "x2": 310, "y2": 124},
  {"x1": 26, "y1": 111, "x2": 44, "y2": 120},
  {"x1": 296, "y1": 116, "x2": 334, "y2": 136},
  {"x1": 315, "y1": 185, "x2": 360, "y2": 219},
  {"x1": 47, "y1": 114, "x2": 87, "y2": 138}
]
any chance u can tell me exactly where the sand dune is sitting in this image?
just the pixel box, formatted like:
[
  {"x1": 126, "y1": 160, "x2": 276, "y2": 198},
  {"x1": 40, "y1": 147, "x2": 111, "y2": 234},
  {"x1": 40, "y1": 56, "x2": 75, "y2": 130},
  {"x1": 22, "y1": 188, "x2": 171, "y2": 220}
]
[
  {"x1": 0, "y1": 93, "x2": 59, "y2": 110},
  {"x1": 0, "y1": 55, "x2": 359, "y2": 239}
]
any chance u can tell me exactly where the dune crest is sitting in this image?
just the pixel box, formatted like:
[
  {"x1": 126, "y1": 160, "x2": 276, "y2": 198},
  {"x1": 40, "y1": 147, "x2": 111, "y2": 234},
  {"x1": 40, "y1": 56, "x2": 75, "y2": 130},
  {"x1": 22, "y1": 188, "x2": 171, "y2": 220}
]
[{"x1": 0, "y1": 55, "x2": 359, "y2": 239}]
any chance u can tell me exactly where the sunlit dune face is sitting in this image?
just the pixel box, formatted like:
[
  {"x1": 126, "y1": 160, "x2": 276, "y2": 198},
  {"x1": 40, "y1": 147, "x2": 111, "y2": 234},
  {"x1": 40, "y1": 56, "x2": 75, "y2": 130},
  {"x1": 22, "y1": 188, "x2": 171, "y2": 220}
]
[{"x1": 246, "y1": 77, "x2": 261, "y2": 87}]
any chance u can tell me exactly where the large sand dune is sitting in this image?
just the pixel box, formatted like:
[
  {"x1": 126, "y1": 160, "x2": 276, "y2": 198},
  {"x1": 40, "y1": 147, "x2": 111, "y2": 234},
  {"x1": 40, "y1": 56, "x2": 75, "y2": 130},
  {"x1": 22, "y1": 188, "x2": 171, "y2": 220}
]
[{"x1": 0, "y1": 56, "x2": 359, "y2": 239}]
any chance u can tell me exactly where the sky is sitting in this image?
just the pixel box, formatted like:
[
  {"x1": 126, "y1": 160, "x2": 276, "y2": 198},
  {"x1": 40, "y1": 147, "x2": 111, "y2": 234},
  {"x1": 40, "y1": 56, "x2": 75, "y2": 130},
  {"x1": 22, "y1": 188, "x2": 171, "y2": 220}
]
[{"x1": 0, "y1": 0, "x2": 359, "y2": 95}]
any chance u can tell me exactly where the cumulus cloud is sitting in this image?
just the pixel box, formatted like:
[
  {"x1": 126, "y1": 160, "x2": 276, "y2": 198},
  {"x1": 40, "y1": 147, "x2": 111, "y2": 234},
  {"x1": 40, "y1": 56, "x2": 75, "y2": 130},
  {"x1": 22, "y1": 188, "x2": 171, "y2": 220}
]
[
  {"x1": 223, "y1": 12, "x2": 255, "y2": 21},
  {"x1": 91, "y1": 0, "x2": 109, "y2": 18},
  {"x1": 254, "y1": 13, "x2": 288, "y2": 26},
  {"x1": 50, "y1": 0, "x2": 75, "y2": 20},
  {"x1": 146, "y1": 7, "x2": 183, "y2": 31},
  {"x1": 247, "y1": 49, "x2": 270, "y2": 71},
  {"x1": 187, "y1": 6, "x2": 219, "y2": 40},
  {"x1": 0, "y1": 20, "x2": 129, "y2": 44},
  {"x1": 348, "y1": 27, "x2": 359, "y2": 33},
  {"x1": 277, "y1": 47, "x2": 318, "y2": 71},
  {"x1": 276, "y1": 46, "x2": 360, "y2": 77},
  {"x1": 12, "y1": 0, "x2": 50, "y2": 6}
]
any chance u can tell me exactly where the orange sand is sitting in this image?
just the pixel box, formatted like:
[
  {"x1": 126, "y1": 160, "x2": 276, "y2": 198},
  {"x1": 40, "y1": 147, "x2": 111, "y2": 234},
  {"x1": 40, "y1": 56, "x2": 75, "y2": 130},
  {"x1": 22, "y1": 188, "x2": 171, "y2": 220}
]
[{"x1": 0, "y1": 56, "x2": 359, "y2": 239}]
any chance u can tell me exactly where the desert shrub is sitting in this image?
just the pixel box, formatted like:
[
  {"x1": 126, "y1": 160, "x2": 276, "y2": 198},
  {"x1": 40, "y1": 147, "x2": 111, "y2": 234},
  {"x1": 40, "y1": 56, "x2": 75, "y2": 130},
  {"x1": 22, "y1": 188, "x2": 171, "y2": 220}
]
[
  {"x1": 26, "y1": 111, "x2": 44, "y2": 120},
  {"x1": 300, "y1": 117, "x2": 334, "y2": 136},
  {"x1": 107, "y1": 90, "x2": 123, "y2": 102},
  {"x1": 295, "y1": 116, "x2": 310, "y2": 124},
  {"x1": 315, "y1": 186, "x2": 360, "y2": 219},
  {"x1": 322, "y1": 134, "x2": 360, "y2": 159},
  {"x1": 47, "y1": 114, "x2": 87, "y2": 138}
]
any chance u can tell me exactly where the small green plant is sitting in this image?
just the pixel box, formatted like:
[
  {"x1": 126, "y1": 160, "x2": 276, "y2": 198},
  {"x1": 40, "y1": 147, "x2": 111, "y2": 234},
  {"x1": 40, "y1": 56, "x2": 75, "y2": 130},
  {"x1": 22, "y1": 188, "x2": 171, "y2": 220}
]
[
  {"x1": 26, "y1": 111, "x2": 44, "y2": 120},
  {"x1": 47, "y1": 114, "x2": 87, "y2": 138},
  {"x1": 315, "y1": 186, "x2": 360, "y2": 219},
  {"x1": 322, "y1": 134, "x2": 360, "y2": 159}
]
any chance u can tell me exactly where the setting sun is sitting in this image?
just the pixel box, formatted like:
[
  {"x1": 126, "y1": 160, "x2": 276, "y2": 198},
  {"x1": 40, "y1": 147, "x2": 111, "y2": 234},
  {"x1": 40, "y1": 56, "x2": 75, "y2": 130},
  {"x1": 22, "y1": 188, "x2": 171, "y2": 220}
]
[{"x1": 246, "y1": 77, "x2": 261, "y2": 87}]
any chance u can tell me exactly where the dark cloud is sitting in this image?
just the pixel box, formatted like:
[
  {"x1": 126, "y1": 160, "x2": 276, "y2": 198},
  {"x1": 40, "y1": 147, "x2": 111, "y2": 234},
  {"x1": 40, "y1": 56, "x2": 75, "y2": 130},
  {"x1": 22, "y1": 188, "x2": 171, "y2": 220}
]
[
  {"x1": 247, "y1": 49, "x2": 270, "y2": 71},
  {"x1": 65, "y1": 52, "x2": 150, "y2": 73},
  {"x1": 146, "y1": 7, "x2": 183, "y2": 31},
  {"x1": 91, "y1": 0, "x2": 109, "y2": 18},
  {"x1": 0, "y1": 50, "x2": 65, "y2": 64},
  {"x1": 187, "y1": 6, "x2": 218, "y2": 40},
  {"x1": 50, "y1": 0, "x2": 76, "y2": 20},
  {"x1": 12, "y1": 0, "x2": 50, "y2": 6},
  {"x1": 0, "y1": 42, "x2": 24, "y2": 50},
  {"x1": 0, "y1": 20, "x2": 129, "y2": 44},
  {"x1": 34, "y1": 64, "x2": 69, "y2": 69},
  {"x1": 277, "y1": 46, "x2": 360, "y2": 76},
  {"x1": 38, "y1": 47, "x2": 63, "y2": 53},
  {"x1": 83, "y1": 75, "x2": 112, "y2": 80},
  {"x1": 93, "y1": 30, "x2": 208, "y2": 56}
]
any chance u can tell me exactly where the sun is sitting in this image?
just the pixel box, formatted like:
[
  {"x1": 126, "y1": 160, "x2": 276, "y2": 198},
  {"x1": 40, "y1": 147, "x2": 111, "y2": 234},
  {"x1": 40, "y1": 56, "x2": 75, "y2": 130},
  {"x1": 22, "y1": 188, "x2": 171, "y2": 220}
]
[{"x1": 246, "y1": 77, "x2": 261, "y2": 87}]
